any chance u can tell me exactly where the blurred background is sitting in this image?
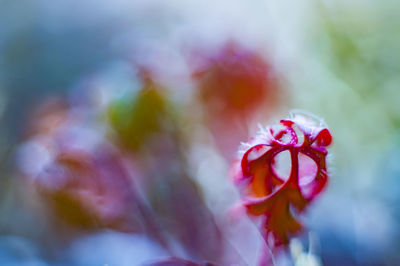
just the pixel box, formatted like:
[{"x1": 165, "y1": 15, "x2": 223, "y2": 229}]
[{"x1": 0, "y1": 0, "x2": 400, "y2": 265}]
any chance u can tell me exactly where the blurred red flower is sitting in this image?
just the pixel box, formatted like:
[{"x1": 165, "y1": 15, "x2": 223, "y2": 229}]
[
  {"x1": 192, "y1": 41, "x2": 278, "y2": 118},
  {"x1": 191, "y1": 41, "x2": 281, "y2": 159}
]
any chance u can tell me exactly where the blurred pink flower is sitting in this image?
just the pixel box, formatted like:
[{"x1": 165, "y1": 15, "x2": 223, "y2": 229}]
[{"x1": 17, "y1": 99, "x2": 140, "y2": 232}]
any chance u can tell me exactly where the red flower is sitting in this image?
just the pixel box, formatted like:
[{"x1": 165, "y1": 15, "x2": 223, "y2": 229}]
[{"x1": 233, "y1": 111, "x2": 332, "y2": 246}]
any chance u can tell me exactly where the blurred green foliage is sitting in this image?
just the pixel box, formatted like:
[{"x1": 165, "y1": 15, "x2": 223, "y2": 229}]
[{"x1": 108, "y1": 79, "x2": 173, "y2": 152}]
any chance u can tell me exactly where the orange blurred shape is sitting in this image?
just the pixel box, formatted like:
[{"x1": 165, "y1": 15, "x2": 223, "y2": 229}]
[
  {"x1": 192, "y1": 41, "x2": 279, "y2": 119},
  {"x1": 190, "y1": 41, "x2": 281, "y2": 159}
]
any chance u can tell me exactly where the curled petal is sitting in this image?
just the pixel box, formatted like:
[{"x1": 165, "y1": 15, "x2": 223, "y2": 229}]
[{"x1": 231, "y1": 111, "x2": 332, "y2": 246}]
